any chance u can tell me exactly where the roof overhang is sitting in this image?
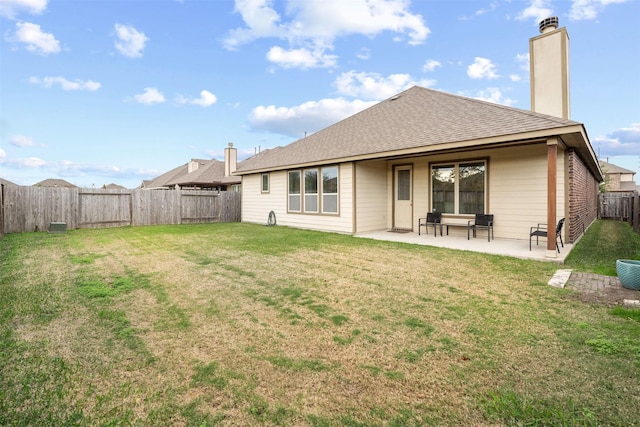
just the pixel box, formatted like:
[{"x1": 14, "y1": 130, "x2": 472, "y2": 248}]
[{"x1": 235, "y1": 124, "x2": 604, "y2": 181}]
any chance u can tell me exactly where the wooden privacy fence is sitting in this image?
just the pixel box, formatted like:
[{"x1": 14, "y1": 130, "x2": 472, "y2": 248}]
[
  {"x1": 1, "y1": 187, "x2": 241, "y2": 234},
  {"x1": 599, "y1": 191, "x2": 639, "y2": 233}
]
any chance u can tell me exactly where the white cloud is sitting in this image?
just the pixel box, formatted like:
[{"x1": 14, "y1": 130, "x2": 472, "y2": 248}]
[
  {"x1": 595, "y1": 123, "x2": 640, "y2": 156},
  {"x1": 335, "y1": 71, "x2": 435, "y2": 100},
  {"x1": 224, "y1": 0, "x2": 429, "y2": 69},
  {"x1": 133, "y1": 88, "x2": 165, "y2": 105},
  {"x1": 29, "y1": 76, "x2": 101, "y2": 91},
  {"x1": 356, "y1": 48, "x2": 370, "y2": 60},
  {"x1": 510, "y1": 74, "x2": 521, "y2": 82},
  {"x1": 2, "y1": 156, "x2": 48, "y2": 168},
  {"x1": 114, "y1": 23, "x2": 148, "y2": 58},
  {"x1": 569, "y1": 0, "x2": 627, "y2": 21},
  {"x1": 186, "y1": 90, "x2": 218, "y2": 107},
  {"x1": 0, "y1": 148, "x2": 6, "y2": 160},
  {"x1": 422, "y1": 59, "x2": 441, "y2": 72},
  {"x1": 467, "y1": 57, "x2": 499, "y2": 79},
  {"x1": 266, "y1": 46, "x2": 337, "y2": 69},
  {"x1": 469, "y1": 87, "x2": 516, "y2": 106},
  {"x1": 9, "y1": 21, "x2": 60, "y2": 55},
  {"x1": 249, "y1": 97, "x2": 377, "y2": 138},
  {"x1": 516, "y1": 53, "x2": 530, "y2": 71},
  {"x1": 516, "y1": 0, "x2": 553, "y2": 23},
  {"x1": 9, "y1": 134, "x2": 35, "y2": 147},
  {"x1": 0, "y1": 0, "x2": 47, "y2": 19}
]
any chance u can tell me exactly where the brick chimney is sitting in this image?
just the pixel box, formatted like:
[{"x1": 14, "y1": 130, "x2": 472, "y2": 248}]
[
  {"x1": 224, "y1": 142, "x2": 237, "y2": 176},
  {"x1": 529, "y1": 17, "x2": 570, "y2": 119}
]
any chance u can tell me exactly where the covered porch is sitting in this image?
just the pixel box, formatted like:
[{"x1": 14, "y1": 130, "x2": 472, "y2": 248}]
[{"x1": 354, "y1": 229, "x2": 572, "y2": 263}]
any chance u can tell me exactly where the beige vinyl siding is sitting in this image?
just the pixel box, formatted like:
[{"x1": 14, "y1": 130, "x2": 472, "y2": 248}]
[
  {"x1": 242, "y1": 164, "x2": 354, "y2": 233},
  {"x1": 378, "y1": 143, "x2": 566, "y2": 241},
  {"x1": 354, "y1": 160, "x2": 387, "y2": 232}
]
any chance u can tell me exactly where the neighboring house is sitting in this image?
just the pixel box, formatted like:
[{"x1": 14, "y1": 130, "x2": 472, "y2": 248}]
[
  {"x1": 0, "y1": 177, "x2": 18, "y2": 187},
  {"x1": 143, "y1": 143, "x2": 241, "y2": 191},
  {"x1": 234, "y1": 18, "x2": 603, "y2": 258},
  {"x1": 599, "y1": 161, "x2": 639, "y2": 192},
  {"x1": 103, "y1": 183, "x2": 128, "y2": 190},
  {"x1": 34, "y1": 178, "x2": 77, "y2": 188}
]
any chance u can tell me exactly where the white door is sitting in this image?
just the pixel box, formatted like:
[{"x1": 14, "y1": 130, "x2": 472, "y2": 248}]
[{"x1": 394, "y1": 165, "x2": 413, "y2": 230}]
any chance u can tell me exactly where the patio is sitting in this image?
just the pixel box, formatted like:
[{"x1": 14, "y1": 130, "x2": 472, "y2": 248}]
[{"x1": 355, "y1": 229, "x2": 572, "y2": 263}]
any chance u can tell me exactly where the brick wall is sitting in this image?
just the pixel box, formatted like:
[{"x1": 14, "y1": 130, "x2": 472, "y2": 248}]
[{"x1": 568, "y1": 150, "x2": 599, "y2": 243}]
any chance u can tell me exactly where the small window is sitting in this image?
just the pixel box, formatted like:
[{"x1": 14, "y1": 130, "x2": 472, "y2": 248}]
[{"x1": 261, "y1": 173, "x2": 269, "y2": 193}]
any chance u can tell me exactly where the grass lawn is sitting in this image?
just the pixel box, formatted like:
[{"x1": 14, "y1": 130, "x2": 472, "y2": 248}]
[{"x1": 1, "y1": 220, "x2": 639, "y2": 426}]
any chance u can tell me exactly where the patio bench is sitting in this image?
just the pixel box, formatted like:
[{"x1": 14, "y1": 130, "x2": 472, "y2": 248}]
[{"x1": 441, "y1": 220, "x2": 473, "y2": 240}]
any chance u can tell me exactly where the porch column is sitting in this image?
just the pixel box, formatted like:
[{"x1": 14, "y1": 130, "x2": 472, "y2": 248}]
[{"x1": 546, "y1": 138, "x2": 558, "y2": 258}]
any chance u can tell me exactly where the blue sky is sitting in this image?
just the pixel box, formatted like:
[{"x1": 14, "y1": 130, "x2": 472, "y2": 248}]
[{"x1": 1, "y1": 0, "x2": 638, "y2": 188}]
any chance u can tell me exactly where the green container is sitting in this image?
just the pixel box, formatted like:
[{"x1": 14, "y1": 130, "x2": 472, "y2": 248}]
[{"x1": 616, "y1": 259, "x2": 640, "y2": 290}]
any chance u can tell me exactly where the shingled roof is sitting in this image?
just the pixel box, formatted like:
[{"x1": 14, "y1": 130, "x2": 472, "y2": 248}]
[
  {"x1": 144, "y1": 159, "x2": 241, "y2": 189},
  {"x1": 236, "y1": 85, "x2": 593, "y2": 175}
]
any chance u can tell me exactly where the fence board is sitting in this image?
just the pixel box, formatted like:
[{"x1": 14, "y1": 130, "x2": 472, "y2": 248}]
[{"x1": 1, "y1": 187, "x2": 241, "y2": 234}]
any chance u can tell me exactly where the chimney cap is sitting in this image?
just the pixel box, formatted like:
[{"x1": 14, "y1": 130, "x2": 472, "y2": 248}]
[
  {"x1": 539, "y1": 16, "x2": 559, "y2": 33},
  {"x1": 228, "y1": 142, "x2": 234, "y2": 148}
]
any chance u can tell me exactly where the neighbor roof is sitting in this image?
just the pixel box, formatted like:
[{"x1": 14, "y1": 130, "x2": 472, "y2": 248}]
[
  {"x1": 34, "y1": 178, "x2": 77, "y2": 188},
  {"x1": 144, "y1": 159, "x2": 241, "y2": 189},
  {"x1": 0, "y1": 177, "x2": 18, "y2": 187},
  {"x1": 236, "y1": 86, "x2": 598, "y2": 177},
  {"x1": 600, "y1": 161, "x2": 636, "y2": 175}
]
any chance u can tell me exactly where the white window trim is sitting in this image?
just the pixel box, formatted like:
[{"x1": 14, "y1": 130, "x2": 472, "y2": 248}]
[{"x1": 261, "y1": 173, "x2": 269, "y2": 193}]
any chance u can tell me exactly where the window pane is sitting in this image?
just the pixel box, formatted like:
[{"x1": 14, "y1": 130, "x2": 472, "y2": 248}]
[
  {"x1": 397, "y1": 169, "x2": 411, "y2": 201},
  {"x1": 288, "y1": 171, "x2": 300, "y2": 194},
  {"x1": 289, "y1": 195, "x2": 300, "y2": 211},
  {"x1": 261, "y1": 174, "x2": 269, "y2": 192},
  {"x1": 322, "y1": 167, "x2": 338, "y2": 194},
  {"x1": 323, "y1": 194, "x2": 338, "y2": 213},
  {"x1": 304, "y1": 169, "x2": 318, "y2": 194},
  {"x1": 459, "y1": 162, "x2": 485, "y2": 214},
  {"x1": 432, "y1": 165, "x2": 455, "y2": 213},
  {"x1": 305, "y1": 195, "x2": 318, "y2": 212}
]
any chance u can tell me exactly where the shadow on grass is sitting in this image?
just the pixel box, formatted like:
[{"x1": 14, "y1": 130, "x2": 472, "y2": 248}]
[{"x1": 565, "y1": 220, "x2": 640, "y2": 276}]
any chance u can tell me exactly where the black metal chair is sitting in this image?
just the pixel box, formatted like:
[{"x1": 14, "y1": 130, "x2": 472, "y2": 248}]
[
  {"x1": 529, "y1": 218, "x2": 565, "y2": 252},
  {"x1": 468, "y1": 214, "x2": 494, "y2": 241},
  {"x1": 418, "y1": 212, "x2": 442, "y2": 237}
]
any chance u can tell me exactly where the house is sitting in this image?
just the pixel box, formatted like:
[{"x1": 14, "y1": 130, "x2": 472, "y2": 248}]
[
  {"x1": 599, "y1": 161, "x2": 638, "y2": 192},
  {"x1": 143, "y1": 143, "x2": 241, "y2": 191},
  {"x1": 103, "y1": 183, "x2": 128, "y2": 190},
  {"x1": 0, "y1": 177, "x2": 18, "y2": 187},
  {"x1": 33, "y1": 178, "x2": 77, "y2": 188},
  {"x1": 234, "y1": 18, "x2": 603, "y2": 258}
]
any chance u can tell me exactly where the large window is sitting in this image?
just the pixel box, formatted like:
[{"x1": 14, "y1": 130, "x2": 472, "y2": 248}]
[
  {"x1": 288, "y1": 166, "x2": 339, "y2": 214},
  {"x1": 304, "y1": 169, "x2": 318, "y2": 213},
  {"x1": 322, "y1": 166, "x2": 338, "y2": 213},
  {"x1": 432, "y1": 161, "x2": 485, "y2": 214},
  {"x1": 288, "y1": 170, "x2": 301, "y2": 212}
]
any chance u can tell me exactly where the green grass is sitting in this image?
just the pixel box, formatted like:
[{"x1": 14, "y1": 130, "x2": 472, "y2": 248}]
[
  {"x1": 565, "y1": 220, "x2": 640, "y2": 275},
  {"x1": 0, "y1": 220, "x2": 639, "y2": 426}
]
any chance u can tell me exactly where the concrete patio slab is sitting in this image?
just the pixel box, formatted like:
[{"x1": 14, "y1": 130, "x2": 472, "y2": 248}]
[{"x1": 354, "y1": 229, "x2": 572, "y2": 263}]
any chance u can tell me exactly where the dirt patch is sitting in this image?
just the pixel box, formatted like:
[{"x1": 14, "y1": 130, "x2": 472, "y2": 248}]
[{"x1": 565, "y1": 272, "x2": 640, "y2": 307}]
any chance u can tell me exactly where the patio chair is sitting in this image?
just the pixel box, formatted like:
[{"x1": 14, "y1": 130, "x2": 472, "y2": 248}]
[
  {"x1": 418, "y1": 212, "x2": 442, "y2": 237},
  {"x1": 468, "y1": 214, "x2": 494, "y2": 241},
  {"x1": 529, "y1": 217, "x2": 565, "y2": 252}
]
